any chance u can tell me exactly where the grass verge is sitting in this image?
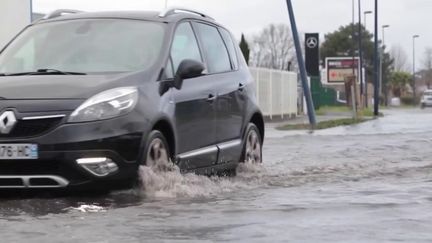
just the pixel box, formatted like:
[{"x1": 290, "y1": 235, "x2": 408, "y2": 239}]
[
  {"x1": 315, "y1": 106, "x2": 350, "y2": 115},
  {"x1": 315, "y1": 105, "x2": 384, "y2": 117},
  {"x1": 276, "y1": 118, "x2": 369, "y2": 131}
]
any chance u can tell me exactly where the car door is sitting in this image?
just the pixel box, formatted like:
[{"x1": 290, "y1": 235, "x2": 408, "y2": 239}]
[
  {"x1": 169, "y1": 22, "x2": 217, "y2": 169},
  {"x1": 193, "y1": 23, "x2": 245, "y2": 163}
]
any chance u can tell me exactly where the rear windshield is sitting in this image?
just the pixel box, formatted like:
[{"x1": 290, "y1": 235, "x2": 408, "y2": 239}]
[{"x1": 0, "y1": 19, "x2": 165, "y2": 74}]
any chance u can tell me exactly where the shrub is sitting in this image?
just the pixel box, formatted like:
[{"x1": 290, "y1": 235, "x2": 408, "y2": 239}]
[{"x1": 400, "y1": 96, "x2": 419, "y2": 105}]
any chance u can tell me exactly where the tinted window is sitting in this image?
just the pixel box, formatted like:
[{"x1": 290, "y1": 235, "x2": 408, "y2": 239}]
[
  {"x1": 0, "y1": 19, "x2": 165, "y2": 73},
  {"x1": 194, "y1": 23, "x2": 231, "y2": 73},
  {"x1": 219, "y1": 28, "x2": 239, "y2": 70},
  {"x1": 171, "y1": 22, "x2": 202, "y2": 72}
]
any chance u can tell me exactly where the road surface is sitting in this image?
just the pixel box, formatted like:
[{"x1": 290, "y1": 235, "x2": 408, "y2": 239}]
[{"x1": 1, "y1": 108, "x2": 432, "y2": 242}]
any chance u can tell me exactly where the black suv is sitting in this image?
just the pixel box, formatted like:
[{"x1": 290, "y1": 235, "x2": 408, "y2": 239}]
[{"x1": 0, "y1": 8, "x2": 264, "y2": 190}]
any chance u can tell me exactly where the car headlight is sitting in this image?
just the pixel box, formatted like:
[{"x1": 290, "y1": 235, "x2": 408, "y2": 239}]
[{"x1": 68, "y1": 87, "x2": 138, "y2": 123}]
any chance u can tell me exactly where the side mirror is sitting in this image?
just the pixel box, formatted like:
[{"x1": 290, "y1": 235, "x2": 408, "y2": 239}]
[{"x1": 173, "y1": 59, "x2": 205, "y2": 90}]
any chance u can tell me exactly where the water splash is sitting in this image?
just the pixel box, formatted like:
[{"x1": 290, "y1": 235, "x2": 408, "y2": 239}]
[
  {"x1": 70, "y1": 205, "x2": 106, "y2": 213},
  {"x1": 137, "y1": 161, "x2": 266, "y2": 199}
]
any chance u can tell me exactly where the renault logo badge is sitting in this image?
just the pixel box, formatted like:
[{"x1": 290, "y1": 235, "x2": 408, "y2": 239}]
[{"x1": 0, "y1": 111, "x2": 17, "y2": 134}]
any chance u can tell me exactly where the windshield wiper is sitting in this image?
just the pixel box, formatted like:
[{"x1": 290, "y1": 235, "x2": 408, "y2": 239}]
[{"x1": 2, "y1": 69, "x2": 87, "y2": 76}]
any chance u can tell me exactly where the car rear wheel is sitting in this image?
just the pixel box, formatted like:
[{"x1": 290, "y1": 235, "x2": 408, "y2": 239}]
[
  {"x1": 143, "y1": 131, "x2": 171, "y2": 171},
  {"x1": 241, "y1": 123, "x2": 262, "y2": 164}
]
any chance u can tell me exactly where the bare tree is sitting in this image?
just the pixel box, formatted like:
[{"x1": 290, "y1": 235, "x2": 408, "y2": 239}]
[
  {"x1": 390, "y1": 44, "x2": 410, "y2": 72},
  {"x1": 249, "y1": 24, "x2": 297, "y2": 71},
  {"x1": 422, "y1": 47, "x2": 432, "y2": 89}
]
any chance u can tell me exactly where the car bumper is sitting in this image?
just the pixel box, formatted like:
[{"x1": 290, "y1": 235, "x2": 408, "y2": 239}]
[
  {"x1": 0, "y1": 114, "x2": 148, "y2": 189},
  {"x1": 421, "y1": 101, "x2": 432, "y2": 106}
]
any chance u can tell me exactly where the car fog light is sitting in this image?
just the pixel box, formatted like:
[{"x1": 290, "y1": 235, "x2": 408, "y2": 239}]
[{"x1": 76, "y1": 157, "x2": 118, "y2": 177}]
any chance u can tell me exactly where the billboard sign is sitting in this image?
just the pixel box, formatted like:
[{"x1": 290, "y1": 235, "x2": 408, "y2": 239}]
[{"x1": 325, "y1": 57, "x2": 360, "y2": 85}]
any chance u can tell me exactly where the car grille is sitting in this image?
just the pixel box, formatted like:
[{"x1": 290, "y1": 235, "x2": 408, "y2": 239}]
[
  {"x1": 0, "y1": 160, "x2": 86, "y2": 182},
  {"x1": 0, "y1": 117, "x2": 64, "y2": 138},
  {"x1": 0, "y1": 160, "x2": 60, "y2": 175}
]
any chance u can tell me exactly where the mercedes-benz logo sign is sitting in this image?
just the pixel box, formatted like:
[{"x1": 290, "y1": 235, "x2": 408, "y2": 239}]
[
  {"x1": 0, "y1": 111, "x2": 17, "y2": 134},
  {"x1": 306, "y1": 37, "x2": 318, "y2": 49}
]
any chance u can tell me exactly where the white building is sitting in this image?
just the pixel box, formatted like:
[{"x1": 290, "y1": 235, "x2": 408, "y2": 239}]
[{"x1": 0, "y1": 0, "x2": 32, "y2": 50}]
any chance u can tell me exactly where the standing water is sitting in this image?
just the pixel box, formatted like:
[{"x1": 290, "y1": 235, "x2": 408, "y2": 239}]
[{"x1": 0, "y1": 109, "x2": 431, "y2": 242}]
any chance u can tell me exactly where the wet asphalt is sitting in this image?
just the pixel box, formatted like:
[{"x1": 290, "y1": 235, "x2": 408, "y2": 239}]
[{"x1": 1, "y1": 108, "x2": 432, "y2": 243}]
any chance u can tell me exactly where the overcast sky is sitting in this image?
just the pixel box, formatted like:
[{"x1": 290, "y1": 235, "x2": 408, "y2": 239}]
[{"x1": 33, "y1": 0, "x2": 430, "y2": 70}]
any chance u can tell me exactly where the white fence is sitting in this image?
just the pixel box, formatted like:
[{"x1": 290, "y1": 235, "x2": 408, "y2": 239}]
[{"x1": 249, "y1": 67, "x2": 298, "y2": 120}]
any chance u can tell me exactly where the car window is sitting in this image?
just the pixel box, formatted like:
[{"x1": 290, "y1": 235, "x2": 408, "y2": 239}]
[
  {"x1": 170, "y1": 22, "x2": 202, "y2": 72},
  {"x1": 194, "y1": 23, "x2": 231, "y2": 74},
  {"x1": 219, "y1": 28, "x2": 239, "y2": 70},
  {"x1": 0, "y1": 19, "x2": 165, "y2": 73},
  {"x1": 165, "y1": 58, "x2": 174, "y2": 79}
]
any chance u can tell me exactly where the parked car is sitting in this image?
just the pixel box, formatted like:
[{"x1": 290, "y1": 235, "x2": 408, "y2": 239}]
[
  {"x1": 0, "y1": 8, "x2": 264, "y2": 190},
  {"x1": 421, "y1": 90, "x2": 432, "y2": 109}
]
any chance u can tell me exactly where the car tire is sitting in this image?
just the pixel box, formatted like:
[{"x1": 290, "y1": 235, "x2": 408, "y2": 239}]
[
  {"x1": 240, "y1": 123, "x2": 263, "y2": 164},
  {"x1": 142, "y1": 130, "x2": 172, "y2": 171},
  {"x1": 421, "y1": 103, "x2": 426, "y2": 109}
]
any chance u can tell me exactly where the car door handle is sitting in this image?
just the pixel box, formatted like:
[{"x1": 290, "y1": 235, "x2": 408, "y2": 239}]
[
  {"x1": 206, "y1": 94, "x2": 217, "y2": 102},
  {"x1": 238, "y1": 83, "x2": 246, "y2": 91}
]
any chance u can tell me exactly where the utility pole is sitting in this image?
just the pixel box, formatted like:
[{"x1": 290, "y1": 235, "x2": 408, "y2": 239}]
[
  {"x1": 413, "y1": 35, "x2": 420, "y2": 103},
  {"x1": 285, "y1": 0, "x2": 316, "y2": 127},
  {"x1": 364, "y1": 10, "x2": 372, "y2": 107},
  {"x1": 350, "y1": 0, "x2": 358, "y2": 114},
  {"x1": 381, "y1": 25, "x2": 390, "y2": 105},
  {"x1": 351, "y1": 0, "x2": 356, "y2": 78},
  {"x1": 358, "y1": 0, "x2": 364, "y2": 102},
  {"x1": 373, "y1": 0, "x2": 379, "y2": 116},
  {"x1": 165, "y1": 0, "x2": 168, "y2": 8}
]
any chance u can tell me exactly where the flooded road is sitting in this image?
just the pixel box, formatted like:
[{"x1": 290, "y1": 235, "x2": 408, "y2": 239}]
[{"x1": 1, "y1": 109, "x2": 432, "y2": 242}]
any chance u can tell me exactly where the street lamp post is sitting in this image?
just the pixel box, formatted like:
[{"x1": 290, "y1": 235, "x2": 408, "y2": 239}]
[
  {"x1": 413, "y1": 35, "x2": 420, "y2": 104},
  {"x1": 373, "y1": 0, "x2": 379, "y2": 116},
  {"x1": 364, "y1": 11, "x2": 372, "y2": 28},
  {"x1": 381, "y1": 25, "x2": 390, "y2": 105},
  {"x1": 382, "y1": 25, "x2": 390, "y2": 44},
  {"x1": 363, "y1": 10, "x2": 372, "y2": 107}
]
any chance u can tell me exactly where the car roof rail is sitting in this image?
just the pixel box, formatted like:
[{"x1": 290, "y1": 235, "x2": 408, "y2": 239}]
[
  {"x1": 159, "y1": 7, "x2": 214, "y2": 20},
  {"x1": 43, "y1": 9, "x2": 83, "y2": 20}
]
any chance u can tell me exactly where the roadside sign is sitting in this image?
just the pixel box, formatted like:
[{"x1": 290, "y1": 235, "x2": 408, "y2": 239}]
[
  {"x1": 305, "y1": 33, "x2": 319, "y2": 76},
  {"x1": 325, "y1": 57, "x2": 360, "y2": 85}
]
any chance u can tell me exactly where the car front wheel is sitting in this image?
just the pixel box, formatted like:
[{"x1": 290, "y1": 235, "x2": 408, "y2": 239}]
[
  {"x1": 143, "y1": 130, "x2": 171, "y2": 171},
  {"x1": 241, "y1": 123, "x2": 262, "y2": 164}
]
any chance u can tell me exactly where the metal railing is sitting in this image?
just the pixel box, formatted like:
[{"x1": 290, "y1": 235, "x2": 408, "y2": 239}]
[{"x1": 249, "y1": 67, "x2": 298, "y2": 120}]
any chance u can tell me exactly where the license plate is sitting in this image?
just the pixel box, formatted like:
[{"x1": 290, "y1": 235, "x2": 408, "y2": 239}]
[{"x1": 0, "y1": 144, "x2": 38, "y2": 160}]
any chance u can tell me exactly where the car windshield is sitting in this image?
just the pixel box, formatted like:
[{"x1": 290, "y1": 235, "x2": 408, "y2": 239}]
[
  {"x1": 0, "y1": 19, "x2": 165, "y2": 74},
  {"x1": 424, "y1": 91, "x2": 432, "y2": 96}
]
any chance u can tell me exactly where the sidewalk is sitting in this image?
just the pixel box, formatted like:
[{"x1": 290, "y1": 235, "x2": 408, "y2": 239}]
[{"x1": 265, "y1": 113, "x2": 354, "y2": 129}]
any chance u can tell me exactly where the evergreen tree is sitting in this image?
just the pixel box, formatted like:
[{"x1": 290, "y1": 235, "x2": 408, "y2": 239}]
[{"x1": 239, "y1": 34, "x2": 250, "y2": 65}]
